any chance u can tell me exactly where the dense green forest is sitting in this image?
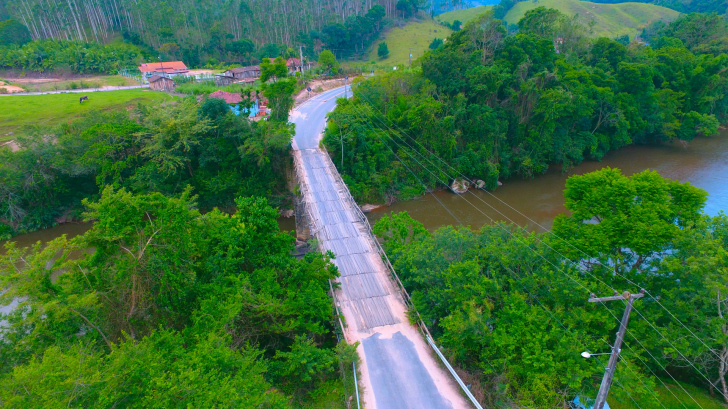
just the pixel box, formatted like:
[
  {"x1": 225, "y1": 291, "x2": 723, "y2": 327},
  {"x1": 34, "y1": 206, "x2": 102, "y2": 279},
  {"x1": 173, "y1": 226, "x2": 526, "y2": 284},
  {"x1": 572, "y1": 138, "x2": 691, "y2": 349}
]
[
  {"x1": 0, "y1": 95, "x2": 294, "y2": 239},
  {"x1": 324, "y1": 10, "x2": 728, "y2": 203},
  {"x1": 373, "y1": 168, "x2": 728, "y2": 406},
  {"x1": 0, "y1": 39, "x2": 144, "y2": 73},
  {"x1": 1, "y1": 0, "x2": 399, "y2": 66},
  {"x1": 0, "y1": 53, "x2": 357, "y2": 407},
  {"x1": 0, "y1": 189, "x2": 356, "y2": 407}
]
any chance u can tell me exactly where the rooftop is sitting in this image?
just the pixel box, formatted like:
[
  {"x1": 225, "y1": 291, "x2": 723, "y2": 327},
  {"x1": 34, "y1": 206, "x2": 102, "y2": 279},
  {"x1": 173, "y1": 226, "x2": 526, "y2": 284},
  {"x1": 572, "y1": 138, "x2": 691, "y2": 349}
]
[
  {"x1": 139, "y1": 61, "x2": 187, "y2": 73},
  {"x1": 209, "y1": 90, "x2": 243, "y2": 104}
]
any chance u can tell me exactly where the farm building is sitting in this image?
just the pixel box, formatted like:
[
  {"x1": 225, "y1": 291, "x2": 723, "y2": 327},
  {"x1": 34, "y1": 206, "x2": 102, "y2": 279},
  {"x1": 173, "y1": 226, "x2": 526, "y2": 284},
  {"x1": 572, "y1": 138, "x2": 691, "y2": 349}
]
[
  {"x1": 148, "y1": 75, "x2": 175, "y2": 92},
  {"x1": 226, "y1": 65, "x2": 261, "y2": 79},
  {"x1": 138, "y1": 61, "x2": 189, "y2": 81},
  {"x1": 216, "y1": 65, "x2": 261, "y2": 85}
]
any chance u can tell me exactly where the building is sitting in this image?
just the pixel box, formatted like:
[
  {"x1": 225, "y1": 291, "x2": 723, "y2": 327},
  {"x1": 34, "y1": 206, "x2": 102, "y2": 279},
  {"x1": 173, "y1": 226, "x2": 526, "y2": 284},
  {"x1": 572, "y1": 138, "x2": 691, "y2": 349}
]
[
  {"x1": 208, "y1": 90, "x2": 260, "y2": 118},
  {"x1": 286, "y1": 58, "x2": 314, "y2": 75},
  {"x1": 138, "y1": 61, "x2": 189, "y2": 81},
  {"x1": 148, "y1": 75, "x2": 175, "y2": 92},
  {"x1": 225, "y1": 65, "x2": 261, "y2": 80}
]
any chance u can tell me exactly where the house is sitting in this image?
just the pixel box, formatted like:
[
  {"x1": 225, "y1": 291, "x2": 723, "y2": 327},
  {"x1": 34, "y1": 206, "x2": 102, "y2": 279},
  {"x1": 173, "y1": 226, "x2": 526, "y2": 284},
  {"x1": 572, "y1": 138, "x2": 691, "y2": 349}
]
[
  {"x1": 209, "y1": 90, "x2": 242, "y2": 104},
  {"x1": 224, "y1": 65, "x2": 261, "y2": 80},
  {"x1": 285, "y1": 58, "x2": 314, "y2": 75},
  {"x1": 208, "y1": 90, "x2": 260, "y2": 118},
  {"x1": 138, "y1": 61, "x2": 188, "y2": 81},
  {"x1": 148, "y1": 75, "x2": 175, "y2": 92}
]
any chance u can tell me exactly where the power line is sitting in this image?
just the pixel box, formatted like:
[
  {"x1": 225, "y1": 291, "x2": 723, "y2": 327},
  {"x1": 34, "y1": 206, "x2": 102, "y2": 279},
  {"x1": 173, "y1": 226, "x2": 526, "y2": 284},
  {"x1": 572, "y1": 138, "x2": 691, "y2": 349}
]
[
  {"x1": 351, "y1": 90, "x2": 728, "y2": 391},
  {"x1": 350, "y1": 104, "x2": 647, "y2": 408},
  {"x1": 355, "y1": 90, "x2": 725, "y2": 368},
  {"x1": 344, "y1": 94, "x2": 719, "y2": 405}
]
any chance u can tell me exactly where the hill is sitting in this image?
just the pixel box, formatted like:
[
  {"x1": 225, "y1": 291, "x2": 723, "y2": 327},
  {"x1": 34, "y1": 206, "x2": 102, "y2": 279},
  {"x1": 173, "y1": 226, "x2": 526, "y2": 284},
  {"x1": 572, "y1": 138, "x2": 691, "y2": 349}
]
[
  {"x1": 504, "y1": 0, "x2": 680, "y2": 38},
  {"x1": 436, "y1": 5, "x2": 494, "y2": 25},
  {"x1": 368, "y1": 20, "x2": 453, "y2": 67}
]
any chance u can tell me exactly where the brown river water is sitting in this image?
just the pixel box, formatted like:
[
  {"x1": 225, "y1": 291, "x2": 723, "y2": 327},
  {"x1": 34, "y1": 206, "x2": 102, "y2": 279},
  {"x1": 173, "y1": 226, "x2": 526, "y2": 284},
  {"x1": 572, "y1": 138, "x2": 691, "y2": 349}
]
[
  {"x1": 2, "y1": 133, "x2": 726, "y2": 250},
  {"x1": 366, "y1": 133, "x2": 728, "y2": 232}
]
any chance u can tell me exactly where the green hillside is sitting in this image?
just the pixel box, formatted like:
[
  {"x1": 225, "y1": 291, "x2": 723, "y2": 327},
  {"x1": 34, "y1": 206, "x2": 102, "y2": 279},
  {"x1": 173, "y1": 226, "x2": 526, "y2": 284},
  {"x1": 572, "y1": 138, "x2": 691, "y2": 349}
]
[
  {"x1": 436, "y1": 5, "x2": 494, "y2": 25},
  {"x1": 368, "y1": 20, "x2": 453, "y2": 67},
  {"x1": 505, "y1": 0, "x2": 681, "y2": 38}
]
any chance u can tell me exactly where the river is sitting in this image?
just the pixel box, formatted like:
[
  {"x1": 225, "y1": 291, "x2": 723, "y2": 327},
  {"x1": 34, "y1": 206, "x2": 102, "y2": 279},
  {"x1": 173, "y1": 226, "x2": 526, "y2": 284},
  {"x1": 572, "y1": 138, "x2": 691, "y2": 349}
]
[
  {"x1": 366, "y1": 133, "x2": 728, "y2": 232},
  {"x1": 1, "y1": 133, "x2": 726, "y2": 249}
]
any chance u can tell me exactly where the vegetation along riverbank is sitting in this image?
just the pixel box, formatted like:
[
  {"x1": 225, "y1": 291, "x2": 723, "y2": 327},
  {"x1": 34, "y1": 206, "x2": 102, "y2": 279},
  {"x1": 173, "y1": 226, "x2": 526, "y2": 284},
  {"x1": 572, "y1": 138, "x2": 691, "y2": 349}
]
[{"x1": 325, "y1": 10, "x2": 728, "y2": 204}]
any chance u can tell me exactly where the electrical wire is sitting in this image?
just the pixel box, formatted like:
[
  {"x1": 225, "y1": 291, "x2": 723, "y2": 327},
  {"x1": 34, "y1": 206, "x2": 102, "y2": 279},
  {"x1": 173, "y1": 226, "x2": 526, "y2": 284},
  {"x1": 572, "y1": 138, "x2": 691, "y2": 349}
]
[
  {"x1": 342, "y1": 97, "x2": 714, "y2": 406},
  {"x1": 351, "y1": 90, "x2": 728, "y2": 399}
]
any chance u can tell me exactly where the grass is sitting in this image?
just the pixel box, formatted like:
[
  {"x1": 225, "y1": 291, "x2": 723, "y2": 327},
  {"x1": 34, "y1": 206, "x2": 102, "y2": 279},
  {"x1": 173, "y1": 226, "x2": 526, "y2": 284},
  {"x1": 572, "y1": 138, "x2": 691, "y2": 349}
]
[
  {"x1": 368, "y1": 20, "x2": 453, "y2": 67},
  {"x1": 610, "y1": 379, "x2": 728, "y2": 409},
  {"x1": 0, "y1": 89, "x2": 174, "y2": 136},
  {"x1": 504, "y1": 0, "x2": 680, "y2": 39},
  {"x1": 436, "y1": 5, "x2": 494, "y2": 26},
  {"x1": 174, "y1": 80, "x2": 260, "y2": 96},
  {"x1": 18, "y1": 75, "x2": 141, "y2": 93}
]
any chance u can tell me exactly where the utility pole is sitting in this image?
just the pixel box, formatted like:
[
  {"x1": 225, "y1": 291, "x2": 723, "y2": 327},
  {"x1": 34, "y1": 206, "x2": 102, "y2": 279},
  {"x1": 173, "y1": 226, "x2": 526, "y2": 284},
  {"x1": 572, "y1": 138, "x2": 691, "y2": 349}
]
[
  {"x1": 408, "y1": 47, "x2": 413, "y2": 69},
  {"x1": 299, "y1": 45, "x2": 305, "y2": 77},
  {"x1": 589, "y1": 290, "x2": 644, "y2": 409}
]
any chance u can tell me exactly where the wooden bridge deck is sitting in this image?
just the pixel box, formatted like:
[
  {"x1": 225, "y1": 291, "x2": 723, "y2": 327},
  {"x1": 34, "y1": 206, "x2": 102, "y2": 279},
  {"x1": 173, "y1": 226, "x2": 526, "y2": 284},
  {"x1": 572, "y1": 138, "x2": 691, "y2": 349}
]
[{"x1": 295, "y1": 148, "x2": 402, "y2": 331}]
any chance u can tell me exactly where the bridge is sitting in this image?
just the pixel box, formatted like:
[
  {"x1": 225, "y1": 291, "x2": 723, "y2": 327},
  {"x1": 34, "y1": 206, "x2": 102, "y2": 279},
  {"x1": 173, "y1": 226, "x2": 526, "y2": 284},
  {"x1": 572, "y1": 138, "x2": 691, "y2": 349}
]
[{"x1": 290, "y1": 87, "x2": 474, "y2": 409}]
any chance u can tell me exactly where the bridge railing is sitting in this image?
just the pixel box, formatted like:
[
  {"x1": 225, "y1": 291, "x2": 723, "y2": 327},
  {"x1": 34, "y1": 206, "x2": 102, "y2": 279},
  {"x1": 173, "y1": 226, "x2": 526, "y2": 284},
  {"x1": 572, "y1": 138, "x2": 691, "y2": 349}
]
[
  {"x1": 316, "y1": 146, "x2": 483, "y2": 409},
  {"x1": 294, "y1": 139, "x2": 483, "y2": 408}
]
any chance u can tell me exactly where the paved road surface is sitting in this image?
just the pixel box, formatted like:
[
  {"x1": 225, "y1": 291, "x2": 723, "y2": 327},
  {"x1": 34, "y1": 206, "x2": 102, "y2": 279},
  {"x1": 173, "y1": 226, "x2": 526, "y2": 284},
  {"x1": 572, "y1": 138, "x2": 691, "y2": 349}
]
[{"x1": 290, "y1": 87, "x2": 469, "y2": 409}]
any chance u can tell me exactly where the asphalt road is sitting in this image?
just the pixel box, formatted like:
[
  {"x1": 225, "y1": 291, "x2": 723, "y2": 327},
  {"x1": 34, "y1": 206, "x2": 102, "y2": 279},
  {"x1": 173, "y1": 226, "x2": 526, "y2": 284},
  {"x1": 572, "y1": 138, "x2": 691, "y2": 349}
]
[
  {"x1": 291, "y1": 87, "x2": 464, "y2": 409},
  {"x1": 290, "y1": 86, "x2": 350, "y2": 149}
]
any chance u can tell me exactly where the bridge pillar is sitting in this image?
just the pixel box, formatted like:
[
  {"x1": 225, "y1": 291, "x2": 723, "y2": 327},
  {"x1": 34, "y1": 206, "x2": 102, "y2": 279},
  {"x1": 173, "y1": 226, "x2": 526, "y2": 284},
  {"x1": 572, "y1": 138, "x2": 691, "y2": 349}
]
[{"x1": 294, "y1": 196, "x2": 310, "y2": 241}]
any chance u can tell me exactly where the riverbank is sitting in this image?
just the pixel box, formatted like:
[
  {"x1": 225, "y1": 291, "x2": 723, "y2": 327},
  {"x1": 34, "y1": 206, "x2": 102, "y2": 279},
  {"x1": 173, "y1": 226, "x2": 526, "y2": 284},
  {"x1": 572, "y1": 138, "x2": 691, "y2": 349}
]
[{"x1": 365, "y1": 133, "x2": 728, "y2": 232}]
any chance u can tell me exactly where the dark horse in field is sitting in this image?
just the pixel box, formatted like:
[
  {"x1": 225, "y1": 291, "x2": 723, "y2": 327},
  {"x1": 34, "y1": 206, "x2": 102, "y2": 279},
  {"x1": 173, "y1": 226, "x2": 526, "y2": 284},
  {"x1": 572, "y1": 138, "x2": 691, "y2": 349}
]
[{"x1": 80, "y1": 96, "x2": 88, "y2": 103}]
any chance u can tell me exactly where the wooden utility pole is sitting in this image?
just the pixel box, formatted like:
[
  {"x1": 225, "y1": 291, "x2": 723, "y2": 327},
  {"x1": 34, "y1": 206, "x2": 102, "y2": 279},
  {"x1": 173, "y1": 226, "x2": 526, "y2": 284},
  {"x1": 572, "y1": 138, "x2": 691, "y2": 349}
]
[
  {"x1": 299, "y1": 45, "x2": 305, "y2": 77},
  {"x1": 589, "y1": 290, "x2": 644, "y2": 409},
  {"x1": 408, "y1": 47, "x2": 413, "y2": 69}
]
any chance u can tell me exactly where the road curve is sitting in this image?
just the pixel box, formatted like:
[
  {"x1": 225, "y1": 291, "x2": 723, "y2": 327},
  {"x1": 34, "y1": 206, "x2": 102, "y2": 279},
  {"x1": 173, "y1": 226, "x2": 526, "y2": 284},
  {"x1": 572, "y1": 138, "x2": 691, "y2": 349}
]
[{"x1": 290, "y1": 87, "x2": 470, "y2": 409}]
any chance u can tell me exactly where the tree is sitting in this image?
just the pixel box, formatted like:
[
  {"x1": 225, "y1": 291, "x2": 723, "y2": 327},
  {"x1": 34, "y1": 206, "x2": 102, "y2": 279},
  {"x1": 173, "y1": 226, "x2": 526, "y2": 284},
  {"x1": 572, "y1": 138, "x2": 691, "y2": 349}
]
[
  {"x1": 378, "y1": 41, "x2": 390, "y2": 58},
  {"x1": 158, "y1": 42, "x2": 180, "y2": 60},
  {"x1": 0, "y1": 19, "x2": 30, "y2": 46},
  {"x1": 260, "y1": 56, "x2": 288, "y2": 82},
  {"x1": 552, "y1": 168, "x2": 707, "y2": 275},
  {"x1": 262, "y1": 79, "x2": 297, "y2": 122},
  {"x1": 317, "y1": 49, "x2": 339, "y2": 74},
  {"x1": 429, "y1": 38, "x2": 443, "y2": 49}
]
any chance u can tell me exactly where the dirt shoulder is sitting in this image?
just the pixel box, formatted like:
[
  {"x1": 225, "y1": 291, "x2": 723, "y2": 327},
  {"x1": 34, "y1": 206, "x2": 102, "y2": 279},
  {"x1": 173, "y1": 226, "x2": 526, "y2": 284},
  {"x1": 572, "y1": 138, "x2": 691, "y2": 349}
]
[
  {"x1": 294, "y1": 78, "x2": 350, "y2": 106},
  {"x1": 0, "y1": 81, "x2": 24, "y2": 93}
]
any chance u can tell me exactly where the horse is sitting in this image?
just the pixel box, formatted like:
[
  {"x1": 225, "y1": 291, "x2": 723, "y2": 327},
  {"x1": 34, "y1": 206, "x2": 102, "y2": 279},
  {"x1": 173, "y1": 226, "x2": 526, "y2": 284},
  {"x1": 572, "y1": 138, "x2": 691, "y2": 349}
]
[{"x1": 80, "y1": 96, "x2": 88, "y2": 103}]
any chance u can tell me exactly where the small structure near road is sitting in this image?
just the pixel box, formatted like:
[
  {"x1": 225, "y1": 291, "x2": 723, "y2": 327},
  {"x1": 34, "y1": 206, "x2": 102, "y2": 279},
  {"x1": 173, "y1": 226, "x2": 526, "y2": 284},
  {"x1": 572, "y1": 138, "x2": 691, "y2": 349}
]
[
  {"x1": 216, "y1": 65, "x2": 261, "y2": 85},
  {"x1": 148, "y1": 75, "x2": 175, "y2": 92}
]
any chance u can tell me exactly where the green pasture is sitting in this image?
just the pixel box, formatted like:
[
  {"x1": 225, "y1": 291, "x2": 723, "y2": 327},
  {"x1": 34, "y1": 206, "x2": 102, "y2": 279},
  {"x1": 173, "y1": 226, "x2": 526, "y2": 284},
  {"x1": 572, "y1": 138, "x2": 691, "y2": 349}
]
[{"x1": 0, "y1": 89, "x2": 174, "y2": 137}]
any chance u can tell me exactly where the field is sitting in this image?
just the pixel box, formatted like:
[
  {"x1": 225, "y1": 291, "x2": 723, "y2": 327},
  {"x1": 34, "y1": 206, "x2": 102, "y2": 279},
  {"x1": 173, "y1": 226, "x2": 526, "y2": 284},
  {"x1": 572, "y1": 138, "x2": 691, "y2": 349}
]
[
  {"x1": 0, "y1": 89, "x2": 174, "y2": 138},
  {"x1": 504, "y1": 0, "x2": 680, "y2": 39},
  {"x1": 436, "y1": 5, "x2": 494, "y2": 25},
  {"x1": 2, "y1": 75, "x2": 141, "y2": 93},
  {"x1": 367, "y1": 20, "x2": 453, "y2": 67},
  {"x1": 175, "y1": 80, "x2": 260, "y2": 96},
  {"x1": 610, "y1": 379, "x2": 727, "y2": 409}
]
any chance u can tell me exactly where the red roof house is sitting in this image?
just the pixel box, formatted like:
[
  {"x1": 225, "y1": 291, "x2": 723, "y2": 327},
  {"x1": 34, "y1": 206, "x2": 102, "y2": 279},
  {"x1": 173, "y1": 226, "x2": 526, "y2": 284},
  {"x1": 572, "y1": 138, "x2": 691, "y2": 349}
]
[
  {"x1": 209, "y1": 90, "x2": 243, "y2": 105},
  {"x1": 139, "y1": 61, "x2": 188, "y2": 73}
]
